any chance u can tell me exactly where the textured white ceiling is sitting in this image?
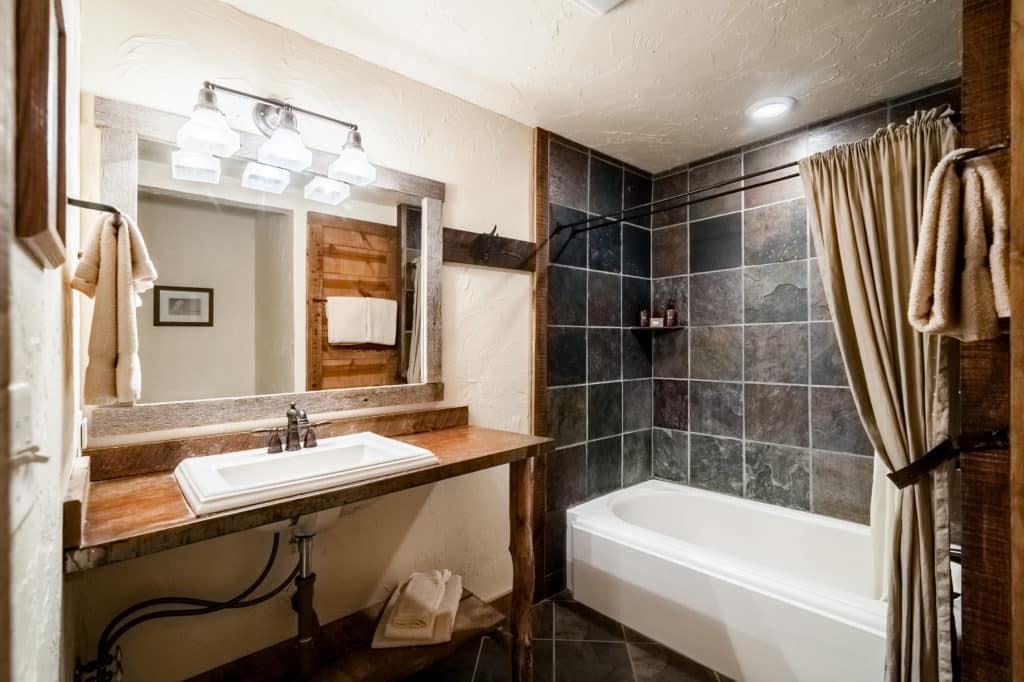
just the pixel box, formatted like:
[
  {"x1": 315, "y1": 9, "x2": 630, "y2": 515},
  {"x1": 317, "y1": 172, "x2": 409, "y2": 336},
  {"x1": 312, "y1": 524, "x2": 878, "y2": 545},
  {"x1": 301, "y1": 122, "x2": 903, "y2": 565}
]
[{"x1": 220, "y1": 0, "x2": 961, "y2": 172}]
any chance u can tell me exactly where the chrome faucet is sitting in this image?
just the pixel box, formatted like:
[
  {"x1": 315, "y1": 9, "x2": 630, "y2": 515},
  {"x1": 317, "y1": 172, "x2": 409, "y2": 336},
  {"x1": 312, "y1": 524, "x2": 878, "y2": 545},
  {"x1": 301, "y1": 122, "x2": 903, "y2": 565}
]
[{"x1": 285, "y1": 402, "x2": 310, "y2": 452}]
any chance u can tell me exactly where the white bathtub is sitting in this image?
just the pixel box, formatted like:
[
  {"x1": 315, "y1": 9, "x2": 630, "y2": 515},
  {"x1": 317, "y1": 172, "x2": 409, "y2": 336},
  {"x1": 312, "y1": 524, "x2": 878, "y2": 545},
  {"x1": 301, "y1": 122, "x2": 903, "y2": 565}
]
[{"x1": 566, "y1": 480, "x2": 886, "y2": 682}]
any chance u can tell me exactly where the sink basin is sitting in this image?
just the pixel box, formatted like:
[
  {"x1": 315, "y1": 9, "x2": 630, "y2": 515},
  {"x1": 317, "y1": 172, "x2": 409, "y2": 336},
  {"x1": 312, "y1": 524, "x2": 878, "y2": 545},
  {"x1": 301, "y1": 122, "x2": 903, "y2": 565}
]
[{"x1": 174, "y1": 432, "x2": 438, "y2": 516}]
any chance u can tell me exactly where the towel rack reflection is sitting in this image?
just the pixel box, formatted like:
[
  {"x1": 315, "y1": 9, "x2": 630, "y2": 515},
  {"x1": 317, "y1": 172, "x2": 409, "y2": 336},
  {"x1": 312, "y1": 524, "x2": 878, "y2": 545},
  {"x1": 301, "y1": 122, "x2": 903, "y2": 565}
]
[
  {"x1": 68, "y1": 197, "x2": 121, "y2": 218},
  {"x1": 68, "y1": 197, "x2": 124, "y2": 258}
]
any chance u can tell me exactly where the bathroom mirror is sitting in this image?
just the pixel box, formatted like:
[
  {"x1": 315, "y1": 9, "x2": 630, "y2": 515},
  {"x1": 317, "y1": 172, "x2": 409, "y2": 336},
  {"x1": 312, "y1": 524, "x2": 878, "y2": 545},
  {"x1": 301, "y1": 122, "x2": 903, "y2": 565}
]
[
  {"x1": 82, "y1": 97, "x2": 444, "y2": 438},
  {"x1": 135, "y1": 138, "x2": 424, "y2": 401}
]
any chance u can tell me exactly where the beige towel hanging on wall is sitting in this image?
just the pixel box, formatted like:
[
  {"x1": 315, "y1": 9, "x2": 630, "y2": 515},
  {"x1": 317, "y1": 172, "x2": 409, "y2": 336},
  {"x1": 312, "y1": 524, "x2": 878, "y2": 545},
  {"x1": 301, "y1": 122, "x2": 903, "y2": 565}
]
[
  {"x1": 908, "y1": 149, "x2": 1009, "y2": 341},
  {"x1": 71, "y1": 213, "x2": 158, "y2": 405}
]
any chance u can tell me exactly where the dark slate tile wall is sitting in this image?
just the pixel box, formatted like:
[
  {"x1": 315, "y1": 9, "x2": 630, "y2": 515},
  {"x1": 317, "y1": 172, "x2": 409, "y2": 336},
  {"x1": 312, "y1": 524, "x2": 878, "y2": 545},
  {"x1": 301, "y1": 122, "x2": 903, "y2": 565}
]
[
  {"x1": 649, "y1": 81, "x2": 960, "y2": 525},
  {"x1": 542, "y1": 82, "x2": 959, "y2": 594},
  {"x1": 545, "y1": 135, "x2": 654, "y2": 593}
]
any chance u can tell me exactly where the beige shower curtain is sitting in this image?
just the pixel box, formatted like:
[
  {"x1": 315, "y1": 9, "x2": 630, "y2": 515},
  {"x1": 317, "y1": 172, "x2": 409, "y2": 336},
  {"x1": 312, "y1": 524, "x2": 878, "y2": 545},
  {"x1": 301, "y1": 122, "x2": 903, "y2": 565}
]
[{"x1": 798, "y1": 108, "x2": 958, "y2": 682}]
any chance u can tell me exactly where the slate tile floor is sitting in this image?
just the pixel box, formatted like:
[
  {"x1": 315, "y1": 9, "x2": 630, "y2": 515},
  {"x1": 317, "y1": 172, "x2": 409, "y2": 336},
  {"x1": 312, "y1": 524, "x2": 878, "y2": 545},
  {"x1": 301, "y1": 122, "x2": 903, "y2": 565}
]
[{"x1": 410, "y1": 592, "x2": 731, "y2": 682}]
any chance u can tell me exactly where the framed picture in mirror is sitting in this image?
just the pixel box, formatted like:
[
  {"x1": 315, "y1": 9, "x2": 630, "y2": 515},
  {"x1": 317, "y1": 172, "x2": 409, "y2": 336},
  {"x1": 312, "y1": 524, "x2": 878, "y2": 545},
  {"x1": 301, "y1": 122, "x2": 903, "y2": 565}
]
[{"x1": 154, "y1": 286, "x2": 214, "y2": 327}]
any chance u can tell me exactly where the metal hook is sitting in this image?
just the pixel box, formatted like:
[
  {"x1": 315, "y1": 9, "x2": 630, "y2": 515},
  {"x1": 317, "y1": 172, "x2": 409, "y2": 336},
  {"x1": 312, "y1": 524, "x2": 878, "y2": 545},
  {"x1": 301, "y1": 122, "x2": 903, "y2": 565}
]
[{"x1": 475, "y1": 225, "x2": 499, "y2": 263}]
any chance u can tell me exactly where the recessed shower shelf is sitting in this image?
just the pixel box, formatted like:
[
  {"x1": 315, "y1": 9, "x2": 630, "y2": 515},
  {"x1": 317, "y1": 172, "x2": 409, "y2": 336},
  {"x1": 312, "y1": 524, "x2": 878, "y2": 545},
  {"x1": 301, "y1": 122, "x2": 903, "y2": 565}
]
[{"x1": 625, "y1": 325, "x2": 684, "y2": 332}]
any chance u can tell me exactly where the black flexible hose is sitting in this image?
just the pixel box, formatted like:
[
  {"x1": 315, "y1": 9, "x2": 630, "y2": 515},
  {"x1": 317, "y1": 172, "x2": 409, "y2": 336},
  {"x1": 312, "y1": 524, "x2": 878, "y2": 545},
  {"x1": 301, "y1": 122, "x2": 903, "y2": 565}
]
[
  {"x1": 95, "y1": 533, "x2": 292, "y2": 663},
  {"x1": 102, "y1": 560, "x2": 301, "y2": 652}
]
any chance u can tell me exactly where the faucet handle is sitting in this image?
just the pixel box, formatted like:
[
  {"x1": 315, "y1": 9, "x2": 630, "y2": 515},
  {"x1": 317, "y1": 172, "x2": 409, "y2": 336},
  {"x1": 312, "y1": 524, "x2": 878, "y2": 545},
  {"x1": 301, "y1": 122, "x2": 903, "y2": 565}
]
[
  {"x1": 303, "y1": 424, "x2": 318, "y2": 449},
  {"x1": 267, "y1": 429, "x2": 283, "y2": 453}
]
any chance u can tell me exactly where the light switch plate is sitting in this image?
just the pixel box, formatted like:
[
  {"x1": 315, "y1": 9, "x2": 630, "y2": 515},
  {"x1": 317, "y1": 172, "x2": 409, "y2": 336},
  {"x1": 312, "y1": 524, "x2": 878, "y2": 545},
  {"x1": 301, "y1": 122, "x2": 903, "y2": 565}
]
[
  {"x1": 9, "y1": 383, "x2": 33, "y2": 456},
  {"x1": 9, "y1": 383, "x2": 37, "y2": 529}
]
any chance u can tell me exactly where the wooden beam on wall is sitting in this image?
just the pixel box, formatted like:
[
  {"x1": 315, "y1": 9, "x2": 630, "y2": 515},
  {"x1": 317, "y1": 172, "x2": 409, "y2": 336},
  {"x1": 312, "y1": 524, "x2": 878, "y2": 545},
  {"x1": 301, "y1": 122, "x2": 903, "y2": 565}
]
[{"x1": 442, "y1": 227, "x2": 536, "y2": 272}]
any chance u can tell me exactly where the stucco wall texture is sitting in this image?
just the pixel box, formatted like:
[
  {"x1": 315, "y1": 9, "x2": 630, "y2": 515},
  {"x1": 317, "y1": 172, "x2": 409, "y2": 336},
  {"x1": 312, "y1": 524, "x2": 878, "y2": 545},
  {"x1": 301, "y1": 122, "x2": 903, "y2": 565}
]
[{"x1": 69, "y1": 1, "x2": 533, "y2": 679}]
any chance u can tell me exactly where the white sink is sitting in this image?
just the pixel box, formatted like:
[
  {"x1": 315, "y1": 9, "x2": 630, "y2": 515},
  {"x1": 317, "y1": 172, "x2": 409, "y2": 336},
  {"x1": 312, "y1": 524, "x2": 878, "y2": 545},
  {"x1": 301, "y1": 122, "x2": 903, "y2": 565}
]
[{"x1": 174, "y1": 432, "x2": 438, "y2": 516}]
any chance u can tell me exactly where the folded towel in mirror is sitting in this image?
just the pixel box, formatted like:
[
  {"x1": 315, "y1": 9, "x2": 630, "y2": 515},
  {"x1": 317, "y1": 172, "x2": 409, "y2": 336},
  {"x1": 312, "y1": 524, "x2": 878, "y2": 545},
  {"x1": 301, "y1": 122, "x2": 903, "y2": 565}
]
[
  {"x1": 326, "y1": 296, "x2": 397, "y2": 345},
  {"x1": 372, "y1": 572, "x2": 462, "y2": 648},
  {"x1": 366, "y1": 297, "x2": 398, "y2": 345}
]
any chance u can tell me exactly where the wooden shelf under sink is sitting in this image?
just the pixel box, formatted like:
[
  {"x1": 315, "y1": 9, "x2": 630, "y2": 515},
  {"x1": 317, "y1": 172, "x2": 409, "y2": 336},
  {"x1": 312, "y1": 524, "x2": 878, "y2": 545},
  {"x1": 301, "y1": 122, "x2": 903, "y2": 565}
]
[{"x1": 187, "y1": 590, "x2": 505, "y2": 682}]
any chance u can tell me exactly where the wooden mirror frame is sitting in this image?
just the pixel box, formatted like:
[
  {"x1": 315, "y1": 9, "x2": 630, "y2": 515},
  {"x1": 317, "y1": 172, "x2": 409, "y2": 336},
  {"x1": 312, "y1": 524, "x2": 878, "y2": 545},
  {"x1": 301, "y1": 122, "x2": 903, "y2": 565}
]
[
  {"x1": 85, "y1": 97, "x2": 444, "y2": 441},
  {"x1": 16, "y1": 0, "x2": 67, "y2": 268}
]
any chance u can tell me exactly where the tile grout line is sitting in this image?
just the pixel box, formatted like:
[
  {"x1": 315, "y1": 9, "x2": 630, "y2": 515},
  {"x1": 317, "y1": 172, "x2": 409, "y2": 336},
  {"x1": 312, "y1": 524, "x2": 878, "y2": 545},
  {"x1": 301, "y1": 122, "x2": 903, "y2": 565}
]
[
  {"x1": 623, "y1": 624, "x2": 639, "y2": 682},
  {"x1": 584, "y1": 148, "x2": 591, "y2": 505},
  {"x1": 619, "y1": 164, "x2": 625, "y2": 490},
  {"x1": 740, "y1": 150, "x2": 748, "y2": 500},
  {"x1": 685, "y1": 166, "x2": 692, "y2": 485},
  {"x1": 470, "y1": 635, "x2": 483, "y2": 681},
  {"x1": 806, "y1": 194, "x2": 815, "y2": 513},
  {"x1": 648, "y1": 177, "x2": 655, "y2": 480}
]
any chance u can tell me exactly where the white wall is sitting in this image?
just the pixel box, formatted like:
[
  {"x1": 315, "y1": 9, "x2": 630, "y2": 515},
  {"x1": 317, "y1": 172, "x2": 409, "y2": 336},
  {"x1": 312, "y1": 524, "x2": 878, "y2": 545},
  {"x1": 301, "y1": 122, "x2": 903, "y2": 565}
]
[
  {"x1": 253, "y1": 212, "x2": 294, "y2": 395},
  {"x1": 10, "y1": 1, "x2": 83, "y2": 680},
  {"x1": 137, "y1": 194, "x2": 258, "y2": 402},
  {"x1": 72, "y1": 1, "x2": 533, "y2": 679}
]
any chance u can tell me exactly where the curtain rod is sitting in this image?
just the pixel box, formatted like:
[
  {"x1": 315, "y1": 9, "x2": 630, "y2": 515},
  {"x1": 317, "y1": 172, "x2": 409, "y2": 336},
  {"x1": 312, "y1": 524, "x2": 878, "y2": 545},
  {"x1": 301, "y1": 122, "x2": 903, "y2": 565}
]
[{"x1": 553, "y1": 138, "x2": 1009, "y2": 236}]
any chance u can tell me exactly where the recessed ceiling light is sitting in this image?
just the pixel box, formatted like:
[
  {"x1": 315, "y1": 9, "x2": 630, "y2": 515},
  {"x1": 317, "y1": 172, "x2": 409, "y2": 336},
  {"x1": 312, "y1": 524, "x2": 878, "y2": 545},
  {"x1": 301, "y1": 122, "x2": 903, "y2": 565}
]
[{"x1": 747, "y1": 97, "x2": 796, "y2": 121}]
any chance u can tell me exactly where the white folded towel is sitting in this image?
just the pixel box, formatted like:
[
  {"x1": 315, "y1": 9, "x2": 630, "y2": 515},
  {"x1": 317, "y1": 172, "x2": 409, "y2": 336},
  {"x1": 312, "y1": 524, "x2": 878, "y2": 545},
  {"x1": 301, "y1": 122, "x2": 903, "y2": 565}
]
[
  {"x1": 325, "y1": 296, "x2": 397, "y2": 345},
  {"x1": 372, "y1": 573, "x2": 462, "y2": 649},
  {"x1": 366, "y1": 298, "x2": 398, "y2": 346},
  {"x1": 385, "y1": 569, "x2": 451, "y2": 640}
]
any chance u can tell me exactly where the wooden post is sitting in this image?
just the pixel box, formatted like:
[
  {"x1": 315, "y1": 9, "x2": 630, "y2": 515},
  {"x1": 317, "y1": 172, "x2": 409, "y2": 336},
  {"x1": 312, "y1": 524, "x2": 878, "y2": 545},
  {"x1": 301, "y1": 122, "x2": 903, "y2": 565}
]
[
  {"x1": 1009, "y1": 0, "x2": 1024, "y2": 678},
  {"x1": 509, "y1": 456, "x2": 535, "y2": 682}
]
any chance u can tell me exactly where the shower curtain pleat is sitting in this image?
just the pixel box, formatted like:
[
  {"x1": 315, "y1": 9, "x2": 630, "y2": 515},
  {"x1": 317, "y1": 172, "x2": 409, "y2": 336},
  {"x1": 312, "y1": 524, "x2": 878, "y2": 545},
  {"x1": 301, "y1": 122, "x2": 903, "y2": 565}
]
[{"x1": 797, "y1": 107, "x2": 958, "y2": 682}]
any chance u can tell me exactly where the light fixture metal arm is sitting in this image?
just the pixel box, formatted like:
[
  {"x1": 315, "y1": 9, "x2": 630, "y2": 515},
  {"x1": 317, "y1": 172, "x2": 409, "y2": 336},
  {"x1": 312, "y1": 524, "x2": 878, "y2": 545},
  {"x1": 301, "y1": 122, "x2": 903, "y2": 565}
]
[{"x1": 203, "y1": 81, "x2": 358, "y2": 131}]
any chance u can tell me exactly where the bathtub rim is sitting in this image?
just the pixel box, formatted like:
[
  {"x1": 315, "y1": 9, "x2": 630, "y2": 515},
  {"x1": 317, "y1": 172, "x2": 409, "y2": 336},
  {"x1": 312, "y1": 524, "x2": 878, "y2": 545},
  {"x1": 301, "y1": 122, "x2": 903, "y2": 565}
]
[{"x1": 567, "y1": 480, "x2": 887, "y2": 638}]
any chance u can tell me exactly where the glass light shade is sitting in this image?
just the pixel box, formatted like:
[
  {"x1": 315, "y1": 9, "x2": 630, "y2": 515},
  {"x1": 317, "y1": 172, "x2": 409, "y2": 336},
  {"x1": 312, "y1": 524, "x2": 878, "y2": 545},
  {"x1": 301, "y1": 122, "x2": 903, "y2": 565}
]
[
  {"x1": 241, "y1": 162, "x2": 290, "y2": 194},
  {"x1": 328, "y1": 147, "x2": 376, "y2": 186},
  {"x1": 328, "y1": 130, "x2": 376, "y2": 186},
  {"x1": 176, "y1": 107, "x2": 240, "y2": 157},
  {"x1": 171, "y1": 148, "x2": 221, "y2": 184},
  {"x1": 304, "y1": 176, "x2": 350, "y2": 205},
  {"x1": 257, "y1": 108, "x2": 312, "y2": 172}
]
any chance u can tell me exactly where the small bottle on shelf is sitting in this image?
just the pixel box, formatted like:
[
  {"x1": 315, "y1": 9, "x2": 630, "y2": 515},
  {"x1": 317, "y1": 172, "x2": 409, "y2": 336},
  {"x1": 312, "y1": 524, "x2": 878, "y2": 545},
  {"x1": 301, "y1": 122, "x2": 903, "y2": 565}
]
[
  {"x1": 666, "y1": 301, "x2": 678, "y2": 327},
  {"x1": 639, "y1": 308, "x2": 650, "y2": 327}
]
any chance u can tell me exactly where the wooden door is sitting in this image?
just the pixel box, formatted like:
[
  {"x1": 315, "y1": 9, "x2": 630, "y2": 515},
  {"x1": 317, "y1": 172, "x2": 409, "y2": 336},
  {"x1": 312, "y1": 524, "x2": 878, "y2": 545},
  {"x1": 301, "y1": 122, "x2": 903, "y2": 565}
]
[{"x1": 306, "y1": 212, "x2": 402, "y2": 390}]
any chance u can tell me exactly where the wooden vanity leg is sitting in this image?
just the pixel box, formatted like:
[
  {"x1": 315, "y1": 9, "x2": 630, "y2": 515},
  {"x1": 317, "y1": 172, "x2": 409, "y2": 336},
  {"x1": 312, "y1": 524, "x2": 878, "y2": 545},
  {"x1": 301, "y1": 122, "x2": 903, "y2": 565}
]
[{"x1": 509, "y1": 456, "x2": 535, "y2": 682}]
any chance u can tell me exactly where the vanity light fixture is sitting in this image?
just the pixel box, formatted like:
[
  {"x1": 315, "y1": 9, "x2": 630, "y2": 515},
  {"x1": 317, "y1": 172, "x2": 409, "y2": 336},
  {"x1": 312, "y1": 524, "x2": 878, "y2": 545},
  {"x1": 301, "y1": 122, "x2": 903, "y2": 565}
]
[
  {"x1": 176, "y1": 84, "x2": 241, "y2": 157},
  {"x1": 175, "y1": 82, "x2": 375, "y2": 193},
  {"x1": 328, "y1": 130, "x2": 377, "y2": 186},
  {"x1": 171, "y1": 147, "x2": 221, "y2": 184},
  {"x1": 241, "y1": 161, "x2": 290, "y2": 194},
  {"x1": 257, "y1": 106, "x2": 313, "y2": 172},
  {"x1": 746, "y1": 96, "x2": 796, "y2": 121},
  {"x1": 304, "y1": 176, "x2": 351, "y2": 205}
]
